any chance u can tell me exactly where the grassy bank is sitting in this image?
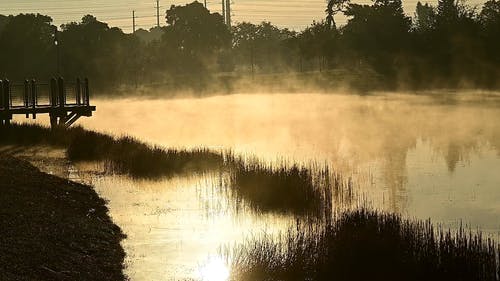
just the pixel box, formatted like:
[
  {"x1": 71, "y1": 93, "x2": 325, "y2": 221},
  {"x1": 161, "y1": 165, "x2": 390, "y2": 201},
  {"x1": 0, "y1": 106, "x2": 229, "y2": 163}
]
[
  {"x1": 0, "y1": 156, "x2": 126, "y2": 280},
  {"x1": 0, "y1": 124, "x2": 224, "y2": 178},
  {"x1": 0, "y1": 124, "x2": 344, "y2": 216},
  {"x1": 227, "y1": 209, "x2": 500, "y2": 281}
]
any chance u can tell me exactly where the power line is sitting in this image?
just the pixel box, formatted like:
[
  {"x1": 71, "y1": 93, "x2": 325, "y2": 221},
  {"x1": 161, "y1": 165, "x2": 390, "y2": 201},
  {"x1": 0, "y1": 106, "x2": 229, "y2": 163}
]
[{"x1": 0, "y1": 0, "x2": 356, "y2": 33}]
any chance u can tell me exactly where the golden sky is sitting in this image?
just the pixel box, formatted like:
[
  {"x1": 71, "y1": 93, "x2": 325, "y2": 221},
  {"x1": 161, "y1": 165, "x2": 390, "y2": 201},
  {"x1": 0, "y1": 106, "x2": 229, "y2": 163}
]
[{"x1": 0, "y1": 0, "x2": 486, "y2": 32}]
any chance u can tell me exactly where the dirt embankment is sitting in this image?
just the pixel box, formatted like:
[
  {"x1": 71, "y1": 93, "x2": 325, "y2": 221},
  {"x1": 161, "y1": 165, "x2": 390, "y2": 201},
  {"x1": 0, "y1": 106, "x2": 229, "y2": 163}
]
[{"x1": 0, "y1": 156, "x2": 126, "y2": 281}]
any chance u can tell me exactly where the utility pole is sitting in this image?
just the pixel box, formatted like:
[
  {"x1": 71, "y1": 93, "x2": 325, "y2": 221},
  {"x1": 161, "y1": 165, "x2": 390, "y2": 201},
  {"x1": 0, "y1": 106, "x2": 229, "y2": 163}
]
[
  {"x1": 222, "y1": 0, "x2": 226, "y2": 24},
  {"x1": 132, "y1": 10, "x2": 136, "y2": 34},
  {"x1": 155, "y1": 0, "x2": 160, "y2": 27},
  {"x1": 132, "y1": 11, "x2": 138, "y2": 88},
  {"x1": 204, "y1": 0, "x2": 207, "y2": 8},
  {"x1": 225, "y1": 0, "x2": 231, "y2": 27}
]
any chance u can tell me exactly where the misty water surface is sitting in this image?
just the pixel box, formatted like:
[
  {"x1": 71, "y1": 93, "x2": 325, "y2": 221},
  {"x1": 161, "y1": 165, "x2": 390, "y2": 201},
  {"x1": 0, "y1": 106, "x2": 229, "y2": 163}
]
[
  {"x1": 16, "y1": 91, "x2": 500, "y2": 280},
  {"x1": 80, "y1": 91, "x2": 499, "y2": 279},
  {"x1": 78, "y1": 92, "x2": 500, "y2": 225}
]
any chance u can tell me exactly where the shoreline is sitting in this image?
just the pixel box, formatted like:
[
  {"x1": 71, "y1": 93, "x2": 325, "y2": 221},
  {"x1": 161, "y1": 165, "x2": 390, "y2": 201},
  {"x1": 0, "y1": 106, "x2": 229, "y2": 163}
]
[
  {"x1": 1, "y1": 123, "x2": 499, "y2": 280},
  {"x1": 0, "y1": 155, "x2": 126, "y2": 280}
]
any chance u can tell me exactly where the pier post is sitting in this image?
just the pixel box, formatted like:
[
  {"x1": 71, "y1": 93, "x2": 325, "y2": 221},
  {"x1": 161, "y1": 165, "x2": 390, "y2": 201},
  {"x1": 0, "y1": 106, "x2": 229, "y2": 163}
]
[
  {"x1": 49, "y1": 114, "x2": 57, "y2": 128},
  {"x1": 84, "y1": 78, "x2": 90, "y2": 106},
  {"x1": 49, "y1": 78, "x2": 58, "y2": 128},
  {"x1": 58, "y1": 77, "x2": 65, "y2": 108},
  {"x1": 50, "y1": 78, "x2": 57, "y2": 106},
  {"x1": 76, "y1": 78, "x2": 81, "y2": 105},
  {"x1": 30, "y1": 80, "x2": 36, "y2": 119},
  {"x1": 0, "y1": 80, "x2": 3, "y2": 110},
  {"x1": 24, "y1": 80, "x2": 29, "y2": 118},
  {"x1": 3, "y1": 79, "x2": 10, "y2": 111},
  {"x1": 2, "y1": 79, "x2": 11, "y2": 125}
]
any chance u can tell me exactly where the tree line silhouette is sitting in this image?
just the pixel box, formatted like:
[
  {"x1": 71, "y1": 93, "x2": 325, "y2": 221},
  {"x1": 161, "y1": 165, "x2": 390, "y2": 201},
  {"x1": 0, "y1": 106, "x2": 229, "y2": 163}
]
[{"x1": 0, "y1": 0, "x2": 499, "y2": 92}]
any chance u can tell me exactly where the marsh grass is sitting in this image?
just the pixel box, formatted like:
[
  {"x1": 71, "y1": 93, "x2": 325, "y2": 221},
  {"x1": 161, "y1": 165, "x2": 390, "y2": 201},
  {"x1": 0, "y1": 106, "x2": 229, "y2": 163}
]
[
  {"x1": 226, "y1": 209, "x2": 500, "y2": 281},
  {"x1": 3, "y1": 125, "x2": 499, "y2": 280},
  {"x1": 0, "y1": 124, "x2": 351, "y2": 216},
  {"x1": 66, "y1": 130, "x2": 223, "y2": 178},
  {"x1": 0, "y1": 124, "x2": 224, "y2": 178},
  {"x1": 224, "y1": 160, "x2": 354, "y2": 217}
]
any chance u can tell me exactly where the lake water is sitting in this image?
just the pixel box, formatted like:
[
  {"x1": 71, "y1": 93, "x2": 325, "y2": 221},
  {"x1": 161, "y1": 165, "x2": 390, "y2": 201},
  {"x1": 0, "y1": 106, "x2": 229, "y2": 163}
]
[{"x1": 17, "y1": 91, "x2": 500, "y2": 280}]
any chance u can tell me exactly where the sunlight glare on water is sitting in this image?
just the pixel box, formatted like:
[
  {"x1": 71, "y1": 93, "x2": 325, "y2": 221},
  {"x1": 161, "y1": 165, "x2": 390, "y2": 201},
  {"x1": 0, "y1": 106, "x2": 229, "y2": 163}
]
[
  {"x1": 198, "y1": 256, "x2": 230, "y2": 281},
  {"x1": 82, "y1": 173, "x2": 292, "y2": 280},
  {"x1": 16, "y1": 91, "x2": 500, "y2": 280}
]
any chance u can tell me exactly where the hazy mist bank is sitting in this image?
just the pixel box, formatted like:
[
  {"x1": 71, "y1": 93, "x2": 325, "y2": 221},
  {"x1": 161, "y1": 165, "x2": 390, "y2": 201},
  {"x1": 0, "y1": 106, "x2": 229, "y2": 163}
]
[
  {"x1": 5, "y1": 90, "x2": 500, "y2": 280},
  {"x1": 93, "y1": 69, "x2": 500, "y2": 99},
  {"x1": 1, "y1": 0, "x2": 499, "y2": 94}
]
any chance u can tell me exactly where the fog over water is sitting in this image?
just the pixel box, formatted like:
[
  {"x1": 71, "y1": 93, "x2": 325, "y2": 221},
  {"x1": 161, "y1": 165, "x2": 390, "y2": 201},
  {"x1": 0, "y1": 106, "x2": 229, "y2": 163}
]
[
  {"x1": 14, "y1": 90, "x2": 500, "y2": 279},
  {"x1": 75, "y1": 91, "x2": 500, "y2": 227},
  {"x1": 2, "y1": 0, "x2": 499, "y2": 278}
]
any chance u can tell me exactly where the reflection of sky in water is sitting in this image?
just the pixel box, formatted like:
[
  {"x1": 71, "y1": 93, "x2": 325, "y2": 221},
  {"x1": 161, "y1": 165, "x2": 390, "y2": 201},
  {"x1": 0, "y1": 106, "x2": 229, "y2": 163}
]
[
  {"x1": 360, "y1": 139, "x2": 500, "y2": 233},
  {"x1": 15, "y1": 91, "x2": 500, "y2": 279},
  {"x1": 405, "y1": 140, "x2": 500, "y2": 232}
]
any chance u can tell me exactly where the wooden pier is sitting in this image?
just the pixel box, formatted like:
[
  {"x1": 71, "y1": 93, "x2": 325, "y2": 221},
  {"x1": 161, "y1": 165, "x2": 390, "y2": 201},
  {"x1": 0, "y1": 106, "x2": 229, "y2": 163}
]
[{"x1": 0, "y1": 78, "x2": 96, "y2": 128}]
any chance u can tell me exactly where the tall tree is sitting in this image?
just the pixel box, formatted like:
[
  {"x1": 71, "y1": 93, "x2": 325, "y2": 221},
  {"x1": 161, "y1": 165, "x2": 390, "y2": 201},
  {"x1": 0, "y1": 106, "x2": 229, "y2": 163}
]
[
  {"x1": 162, "y1": 2, "x2": 230, "y2": 75},
  {"x1": 60, "y1": 15, "x2": 137, "y2": 87},
  {"x1": 436, "y1": 0, "x2": 460, "y2": 27},
  {"x1": 480, "y1": 0, "x2": 500, "y2": 28},
  {"x1": 297, "y1": 21, "x2": 338, "y2": 71},
  {"x1": 414, "y1": 2, "x2": 436, "y2": 32},
  {"x1": 479, "y1": 0, "x2": 500, "y2": 67},
  {"x1": 326, "y1": 0, "x2": 350, "y2": 29},
  {"x1": 342, "y1": 0, "x2": 411, "y2": 74},
  {"x1": 232, "y1": 22, "x2": 296, "y2": 73},
  {"x1": 164, "y1": 2, "x2": 229, "y2": 56},
  {"x1": 0, "y1": 15, "x2": 8, "y2": 34},
  {"x1": 0, "y1": 14, "x2": 54, "y2": 79}
]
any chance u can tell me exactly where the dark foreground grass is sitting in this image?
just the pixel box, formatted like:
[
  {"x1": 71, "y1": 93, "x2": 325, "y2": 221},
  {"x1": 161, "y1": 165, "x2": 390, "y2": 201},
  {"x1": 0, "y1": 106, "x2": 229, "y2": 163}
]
[
  {"x1": 0, "y1": 156, "x2": 126, "y2": 280},
  {"x1": 227, "y1": 209, "x2": 500, "y2": 281}
]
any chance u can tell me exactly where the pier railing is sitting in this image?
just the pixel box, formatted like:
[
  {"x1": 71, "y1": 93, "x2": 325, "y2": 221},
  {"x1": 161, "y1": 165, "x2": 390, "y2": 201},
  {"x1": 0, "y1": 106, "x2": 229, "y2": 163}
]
[
  {"x1": 1, "y1": 78, "x2": 90, "y2": 109},
  {"x1": 0, "y1": 77, "x2": 95, "y2": 127}
]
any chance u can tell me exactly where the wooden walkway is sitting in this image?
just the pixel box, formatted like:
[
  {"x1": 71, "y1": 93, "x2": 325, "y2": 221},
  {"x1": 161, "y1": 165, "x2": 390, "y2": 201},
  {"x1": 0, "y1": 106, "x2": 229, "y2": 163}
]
[{"x1": 0, "y1": 78, "x2": 96, "y2": 128}]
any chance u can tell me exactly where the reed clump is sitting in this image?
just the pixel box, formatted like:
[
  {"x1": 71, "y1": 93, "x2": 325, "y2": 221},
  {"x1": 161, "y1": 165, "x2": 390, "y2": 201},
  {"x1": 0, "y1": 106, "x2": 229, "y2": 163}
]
[
  {"x1": 1, "y1": 124, "x2": 347, "y2": 216},
  {"x1": 225, "y1": 161, "x2": 347, "y2": 217},
  {"x1": 66, "y1": 130, "x2": 223, "y2": 178},
  {"x1": 0, "y1": 124, "x2": 224, "y2": 178},
  {"x1": 227, "y1": 209, "x2": 500, "y2": 281}
]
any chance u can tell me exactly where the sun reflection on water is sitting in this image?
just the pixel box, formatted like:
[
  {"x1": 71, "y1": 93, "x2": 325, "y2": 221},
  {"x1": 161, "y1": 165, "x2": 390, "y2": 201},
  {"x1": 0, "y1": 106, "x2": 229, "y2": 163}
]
[{"x1": 198, "y1": 256, "x2": 230, "y2": 281}]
